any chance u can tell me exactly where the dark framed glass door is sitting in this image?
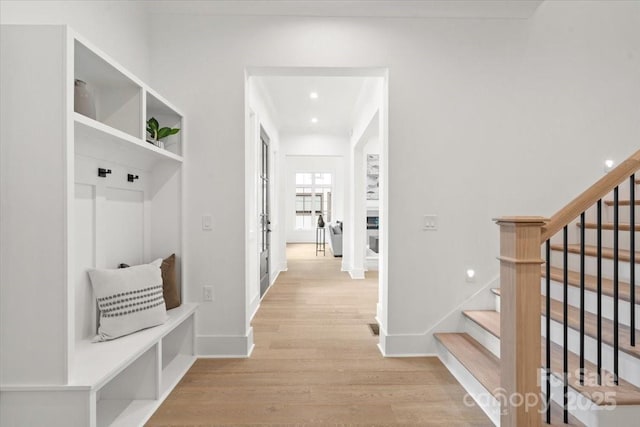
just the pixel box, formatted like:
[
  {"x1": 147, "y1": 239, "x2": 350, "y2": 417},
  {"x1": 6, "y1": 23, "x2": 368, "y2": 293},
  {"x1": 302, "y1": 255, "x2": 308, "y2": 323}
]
[{"x1": 259, "y1": 127, "x2": 270, "y2": 297}]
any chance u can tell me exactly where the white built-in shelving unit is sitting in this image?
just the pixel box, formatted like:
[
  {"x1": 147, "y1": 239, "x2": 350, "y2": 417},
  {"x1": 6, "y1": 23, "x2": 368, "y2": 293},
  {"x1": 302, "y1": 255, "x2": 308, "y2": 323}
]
[{"x1": 0, "y1": 25, "x2": 196, "y2": 427}]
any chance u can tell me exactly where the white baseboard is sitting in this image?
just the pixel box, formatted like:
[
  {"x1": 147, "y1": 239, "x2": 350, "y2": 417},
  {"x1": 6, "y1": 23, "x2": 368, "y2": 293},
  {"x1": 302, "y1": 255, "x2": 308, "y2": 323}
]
[
  {"x1": 376, "y1": 323, "x2": 432, "y2": 357},
  {"x1": 379, "y1": 276, "x2": 498, "y2": 356},
  {"x1": 379, "y1": 331, "x2": 431, "y2": 356},
  {"x1": 249, "y1": 294, "x2": 260, "y2": 321},
  {"x1": 270, "y1": 267, "x2": 283, "y2": 286},
  {"x1": 349, "y1": 268, "x2": 365, "y2": 279},
  {"x1": 196, "y1": 327, "x2": 254, "y2": 357}
]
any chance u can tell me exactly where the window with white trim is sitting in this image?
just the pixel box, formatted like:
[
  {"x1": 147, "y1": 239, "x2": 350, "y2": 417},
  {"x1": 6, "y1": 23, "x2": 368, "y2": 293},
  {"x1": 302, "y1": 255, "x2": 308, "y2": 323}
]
[{"x1": 295, "y1": 172, "x2": 332, "y2": 230}]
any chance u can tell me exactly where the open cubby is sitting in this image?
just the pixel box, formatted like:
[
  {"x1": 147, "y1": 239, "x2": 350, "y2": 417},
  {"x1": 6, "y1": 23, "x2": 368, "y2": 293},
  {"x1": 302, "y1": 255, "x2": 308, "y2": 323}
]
[
  {"x1": 0, "y1": 25, "x2": 196, "y2": 427},
  {"x1": 74, "y1": 39, "x2": 142, "y2": 139},
  {"x1": 96, "y1": 345, "x2": 158, "y2": 427},
  {"x1": 146, "y1": 90, "x2": 183, "y2": 157},
  {"x1": 161, "y1": 312, "x2": 195, "y2": 396}
]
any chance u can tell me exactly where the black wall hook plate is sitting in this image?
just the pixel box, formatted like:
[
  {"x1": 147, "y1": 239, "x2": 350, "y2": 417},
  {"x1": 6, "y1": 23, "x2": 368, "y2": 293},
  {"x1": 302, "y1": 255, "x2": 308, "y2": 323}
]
[{"x1": 98, "y1": 168, "x2": 112, "y2": 178}]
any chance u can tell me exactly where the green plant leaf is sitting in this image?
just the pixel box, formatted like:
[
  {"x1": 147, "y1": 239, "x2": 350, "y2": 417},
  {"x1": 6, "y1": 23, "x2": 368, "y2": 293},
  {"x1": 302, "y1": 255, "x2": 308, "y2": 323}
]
[
  {"x1": 147, "y1": 117, "x2": 159, "y2": 131},
  {"x1": 157, "y1": 128, "x2": 171, "y2": 140},
  {"x1": 156, "y1": 127, "x2": 181, "y2": 140}
]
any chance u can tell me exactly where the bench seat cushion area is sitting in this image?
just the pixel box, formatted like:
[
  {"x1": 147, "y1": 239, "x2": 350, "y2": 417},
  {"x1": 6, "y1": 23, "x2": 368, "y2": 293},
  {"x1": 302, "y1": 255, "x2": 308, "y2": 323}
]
[{"x1": 88, "y1": 259, "x2": 168, "y2": 342}]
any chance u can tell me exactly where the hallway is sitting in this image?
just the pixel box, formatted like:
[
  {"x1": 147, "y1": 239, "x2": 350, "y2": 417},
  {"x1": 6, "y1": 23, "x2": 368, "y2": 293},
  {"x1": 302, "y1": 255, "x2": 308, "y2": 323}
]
[{"x1": 147, "y1": 244, "x2": 491, "y2": 426}]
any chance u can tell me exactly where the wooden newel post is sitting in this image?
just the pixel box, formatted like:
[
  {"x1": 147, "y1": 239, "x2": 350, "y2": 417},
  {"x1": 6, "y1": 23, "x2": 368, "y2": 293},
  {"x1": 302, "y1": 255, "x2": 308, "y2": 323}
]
[{"x1": 494, "y1": 216, "x2": 548, "y2": 427}]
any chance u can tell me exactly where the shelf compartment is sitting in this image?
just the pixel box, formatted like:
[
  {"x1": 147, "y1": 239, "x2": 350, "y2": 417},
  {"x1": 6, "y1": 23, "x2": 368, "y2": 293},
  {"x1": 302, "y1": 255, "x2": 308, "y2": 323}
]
[
  {"x1": 146, "y1": 89, "x2": 183, "y2": 157},
  {"x1": 161, "y1": 313, "x2": 195, "y2": 396},
  {"x1": 96, "y1": 344, "x2": 157, "y2": 427},
  {"x1": 74, "y1": 39, "x2": 142, "y2": 139},
  {"x1": 160, "y1": 354, "x2": 196, "y2": 399},
  {"x1": 97, "y1": 399, "x2": 157, "y2": 427},
  {"x1": 74, "y1": 113, "x2": 182, "y2": 172}
]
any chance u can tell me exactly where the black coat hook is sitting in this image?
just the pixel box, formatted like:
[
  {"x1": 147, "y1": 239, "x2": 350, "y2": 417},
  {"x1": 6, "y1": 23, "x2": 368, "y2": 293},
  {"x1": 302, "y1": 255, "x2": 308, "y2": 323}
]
[
  {"x1": 98, "y1": 168, "x2": 112, "y2": 178},
  {"x1": 127, "y1": 174, "x2": 139, "y2": 182}
]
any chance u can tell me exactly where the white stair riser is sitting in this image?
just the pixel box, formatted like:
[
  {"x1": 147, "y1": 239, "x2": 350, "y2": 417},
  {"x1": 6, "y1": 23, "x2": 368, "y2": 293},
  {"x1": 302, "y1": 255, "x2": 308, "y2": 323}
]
[
  {"x1": 464, "y1": 308, "x2": 640, "y2": 393},
  {"x1": 581, "y1": 228, "x2": 638, "y2": 250},
  {"x1": 463, "y1": 316, "x2": 500, "y2": 358},
  {"x1": 549, "y1": 250, "x2": 638, "y2": 283},
  {"x1": 440, "y1": 341, "x2": 640, "y2": 427},
  {"x1": 606, "y1": 208, "x2": 640, "y2": 224},
  {"x1": 544, "y1": 316, "x2": 640, "y2": 389},
  {"x1": 496, "y1": 286, "x2": 640, "y2": 327},
  {"x1": 542, "y1": 370, "x2": 640, "y2": 427},
  {"x1": 541, "y1": 279, "x2": 640, "y2": 327},
  {"x1": 588, "y1": 206, "x2": 640, "y2": 224}
]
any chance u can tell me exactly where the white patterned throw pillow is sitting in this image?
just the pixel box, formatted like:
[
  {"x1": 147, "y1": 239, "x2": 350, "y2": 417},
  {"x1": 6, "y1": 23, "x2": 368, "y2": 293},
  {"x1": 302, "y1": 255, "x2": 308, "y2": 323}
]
[{"x1": 88, "y1": 259, "x2": 167, "y2": 342}]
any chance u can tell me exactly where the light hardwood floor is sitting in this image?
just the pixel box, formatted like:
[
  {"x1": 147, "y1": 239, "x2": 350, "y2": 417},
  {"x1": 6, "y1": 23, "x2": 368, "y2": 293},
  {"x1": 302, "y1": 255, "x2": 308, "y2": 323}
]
[{"x1": 147, "y1": 243, "x2": 491, "y2": 426}]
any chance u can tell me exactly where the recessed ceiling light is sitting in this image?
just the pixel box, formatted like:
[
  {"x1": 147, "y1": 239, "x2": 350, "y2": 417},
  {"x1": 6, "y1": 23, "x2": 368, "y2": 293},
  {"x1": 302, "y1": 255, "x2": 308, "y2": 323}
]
[
  {"x1": 310, "y1": 92, "x2": 318, "y2": 99},
  {"x1": 311, "y1": 117, "x2": 318, "y2": 124}
]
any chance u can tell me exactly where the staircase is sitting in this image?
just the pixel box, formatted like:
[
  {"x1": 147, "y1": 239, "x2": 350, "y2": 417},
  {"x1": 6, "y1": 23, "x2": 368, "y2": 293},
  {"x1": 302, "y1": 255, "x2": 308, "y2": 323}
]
[{"x1": 435, "y1": 152, "x2": 640, "y2": 426}]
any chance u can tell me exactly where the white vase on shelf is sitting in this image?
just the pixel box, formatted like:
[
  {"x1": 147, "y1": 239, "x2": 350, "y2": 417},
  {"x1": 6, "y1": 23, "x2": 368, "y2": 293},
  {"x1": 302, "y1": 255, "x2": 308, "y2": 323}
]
[{"x1": 74, "y1": 79, "x2": 96, "y2": 119}]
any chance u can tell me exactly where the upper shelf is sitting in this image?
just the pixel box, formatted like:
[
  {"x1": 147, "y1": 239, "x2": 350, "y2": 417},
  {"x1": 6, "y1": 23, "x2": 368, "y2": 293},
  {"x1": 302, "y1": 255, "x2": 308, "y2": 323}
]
[
  {"x1": 74, "y1": 113, "x2": 183, "y2": 172},
  {"x1": 72, "y1": 29, "x2": 184, "y2": 164}
]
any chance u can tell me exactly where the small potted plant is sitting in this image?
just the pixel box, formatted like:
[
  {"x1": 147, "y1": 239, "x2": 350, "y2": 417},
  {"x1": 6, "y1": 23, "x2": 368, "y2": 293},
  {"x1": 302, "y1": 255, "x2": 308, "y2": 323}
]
[{"x1": 146, "y1": 117, "x2": 180, "y2": 149}]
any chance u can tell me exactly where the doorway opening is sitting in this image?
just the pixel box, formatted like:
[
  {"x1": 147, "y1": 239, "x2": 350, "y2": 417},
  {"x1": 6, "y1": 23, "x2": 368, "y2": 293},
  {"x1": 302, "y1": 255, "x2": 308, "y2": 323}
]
[{"x1": 244, "y1": 67, "x2": 389, "y2": 354}]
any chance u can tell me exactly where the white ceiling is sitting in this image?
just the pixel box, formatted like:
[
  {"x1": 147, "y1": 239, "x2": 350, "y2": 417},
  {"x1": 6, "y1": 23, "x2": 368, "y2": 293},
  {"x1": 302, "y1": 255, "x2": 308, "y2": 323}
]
[
  {"x1": 255, "y1": 75, "x2": 375, "y2": 135},
  {"x1": 149, "y1": 1, "x2": 543, "y2": 19}
]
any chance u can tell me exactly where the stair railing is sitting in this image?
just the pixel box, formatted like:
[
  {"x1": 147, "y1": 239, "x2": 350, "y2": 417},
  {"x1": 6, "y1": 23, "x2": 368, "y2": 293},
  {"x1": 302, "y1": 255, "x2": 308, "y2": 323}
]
[{"x1": 495, "y1": 149, "x2": 640, "y2": 427}]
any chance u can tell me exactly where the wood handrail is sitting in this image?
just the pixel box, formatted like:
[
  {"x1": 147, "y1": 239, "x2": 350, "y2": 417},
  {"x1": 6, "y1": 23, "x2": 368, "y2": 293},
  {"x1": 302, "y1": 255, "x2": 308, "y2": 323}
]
[{"x1": 541, "y1": 149, "x2": 640, "y2": 242}]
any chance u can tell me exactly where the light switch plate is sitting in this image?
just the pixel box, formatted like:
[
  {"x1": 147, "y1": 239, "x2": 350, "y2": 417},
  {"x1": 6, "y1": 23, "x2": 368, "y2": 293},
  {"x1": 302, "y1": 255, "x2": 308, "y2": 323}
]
[
  {"x1": 203, "y1": 286, "x2": 213, "y2": 301},
  {"x1": 202, "y1": 214, "x2": 213, "y2": 231}
]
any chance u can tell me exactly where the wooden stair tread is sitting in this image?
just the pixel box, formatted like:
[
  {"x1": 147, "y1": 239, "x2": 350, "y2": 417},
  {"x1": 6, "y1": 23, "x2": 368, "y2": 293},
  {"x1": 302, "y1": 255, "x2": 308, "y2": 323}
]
[
  {"x1": 462, "y1": 311, "x2": 640, "y2": 405},
  {"x1": 544, "y1": 296, "x2": 640, "y2": 359},
  {"x1": 463, "y1": 310, "x2": 500, "y2": 338},
  {"x1": 550, "y1": 243, "x2": 640, "y2": 263},
  {"x1": 489, "y1": 291, "x2": 640, "y2": 357},
  {"x1": 578, "y1": 222, "x2": 640, "y2": 231},
  {"x1": 605, "y1": 199, "x2": 640, "y2": 206},
  {"x1": 545, "y1": 340, "x2": 640, "y2": 405},
  {"x1": 435, "y1": 332, "x2": 583, "y2": 426},
  {"x1": 435, "y1": 332, "x2": 500, "y2": 394},
  {"x1": 543, "y1": 266, "x2": 639, "y2": 305}
]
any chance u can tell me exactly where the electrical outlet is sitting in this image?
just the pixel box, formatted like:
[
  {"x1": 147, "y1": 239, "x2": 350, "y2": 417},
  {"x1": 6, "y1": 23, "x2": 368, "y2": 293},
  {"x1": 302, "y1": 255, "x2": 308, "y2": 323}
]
[{"x1": 202, "y1": 286, "x2": 213, "y2": 302}]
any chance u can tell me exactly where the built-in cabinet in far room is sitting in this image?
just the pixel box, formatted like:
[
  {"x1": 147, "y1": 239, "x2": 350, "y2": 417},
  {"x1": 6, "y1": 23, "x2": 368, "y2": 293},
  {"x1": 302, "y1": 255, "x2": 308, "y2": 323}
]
[{"x1": 1, "y1": 25, "x2": 196, "y2": 427}]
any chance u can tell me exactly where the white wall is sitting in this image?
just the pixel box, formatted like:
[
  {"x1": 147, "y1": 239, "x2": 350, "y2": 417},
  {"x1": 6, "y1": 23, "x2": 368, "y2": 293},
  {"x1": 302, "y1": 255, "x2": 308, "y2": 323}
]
[
  {"x1": 8, "y1": 1, "x2": 636, "y2": 358},
  {"x1": 147, "y1": 1, "x2": 638, "y2": 356},
  {"x1": 0, "y1": 1, "x2": 150, "y2": 81},
  {"x1": 246, "y1": 77, "x2": 282, "y2": 325}
]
